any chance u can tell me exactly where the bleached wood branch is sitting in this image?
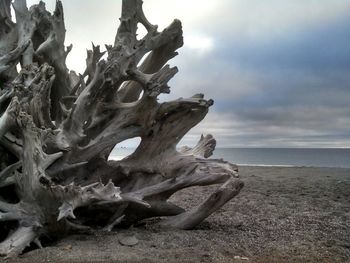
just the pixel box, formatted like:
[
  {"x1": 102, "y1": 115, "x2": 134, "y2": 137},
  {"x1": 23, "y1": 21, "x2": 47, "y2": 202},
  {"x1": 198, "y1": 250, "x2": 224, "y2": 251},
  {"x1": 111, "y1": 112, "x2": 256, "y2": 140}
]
[{"x1": 0, "y1": 0, "x2": 243, "y2": 258}]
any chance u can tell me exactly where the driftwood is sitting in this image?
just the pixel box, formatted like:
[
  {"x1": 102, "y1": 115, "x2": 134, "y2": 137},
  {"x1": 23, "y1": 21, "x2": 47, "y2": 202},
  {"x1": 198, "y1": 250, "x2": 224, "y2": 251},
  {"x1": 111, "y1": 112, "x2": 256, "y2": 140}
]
[{"x1": 0, "y1": 0, "x2": 244, "y2": 258}]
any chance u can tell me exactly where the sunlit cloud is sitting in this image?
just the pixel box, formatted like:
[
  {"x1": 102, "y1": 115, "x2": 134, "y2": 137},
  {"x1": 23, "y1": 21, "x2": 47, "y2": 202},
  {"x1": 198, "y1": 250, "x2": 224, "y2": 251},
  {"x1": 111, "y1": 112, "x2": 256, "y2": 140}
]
[
  {"x1": 142, "y1": 0, "x2": 218, "y2": 29},
  {"x1": 184, "y1": 35, "x2": 214, "y2": 53}
]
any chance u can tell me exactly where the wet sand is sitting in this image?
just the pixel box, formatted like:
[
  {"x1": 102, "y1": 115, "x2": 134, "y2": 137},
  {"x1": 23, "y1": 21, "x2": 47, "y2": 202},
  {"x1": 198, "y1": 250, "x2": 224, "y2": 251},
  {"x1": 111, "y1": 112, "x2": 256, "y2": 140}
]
[{"x1": 5, "y1": 166, "x2": 350, "y2": 263}]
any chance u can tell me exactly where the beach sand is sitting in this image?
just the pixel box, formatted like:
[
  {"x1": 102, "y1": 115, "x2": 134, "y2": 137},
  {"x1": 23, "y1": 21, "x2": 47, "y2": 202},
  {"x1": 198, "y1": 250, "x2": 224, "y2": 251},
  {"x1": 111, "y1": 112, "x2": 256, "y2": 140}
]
[{"x1": 5, "y1": 166, "x2": 350, "y2": 263}]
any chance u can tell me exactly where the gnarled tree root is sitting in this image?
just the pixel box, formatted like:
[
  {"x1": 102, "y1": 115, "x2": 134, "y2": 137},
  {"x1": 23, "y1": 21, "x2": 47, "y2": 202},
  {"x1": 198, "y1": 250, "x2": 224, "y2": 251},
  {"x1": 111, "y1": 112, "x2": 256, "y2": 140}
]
[{"x1": 0, "y1": 0, "x2": 244, "y2": 258}]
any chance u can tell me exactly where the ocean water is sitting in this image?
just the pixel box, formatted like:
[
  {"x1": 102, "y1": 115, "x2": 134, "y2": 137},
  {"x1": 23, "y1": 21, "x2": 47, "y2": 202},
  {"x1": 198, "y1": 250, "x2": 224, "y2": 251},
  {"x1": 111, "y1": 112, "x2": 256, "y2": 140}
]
[
  {"x1": 109, "y1": 148, "x2": 350, "y2": 168},
  {"x1": 212, "y1": 148, "x2": 350, "y2": 168}
]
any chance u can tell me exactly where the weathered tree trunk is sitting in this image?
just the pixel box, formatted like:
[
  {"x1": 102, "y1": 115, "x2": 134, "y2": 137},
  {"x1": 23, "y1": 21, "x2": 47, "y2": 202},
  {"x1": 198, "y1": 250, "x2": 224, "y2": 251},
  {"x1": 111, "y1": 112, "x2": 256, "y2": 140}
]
[{"x1": 0, "y1": 0, "x2": 244, "y2": 258}]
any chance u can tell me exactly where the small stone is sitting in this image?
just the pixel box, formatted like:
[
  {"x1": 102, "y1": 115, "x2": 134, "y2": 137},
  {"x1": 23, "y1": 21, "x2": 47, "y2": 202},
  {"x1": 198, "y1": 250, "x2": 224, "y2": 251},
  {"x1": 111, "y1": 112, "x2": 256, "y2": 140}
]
[
  {"x1": 62, "y1": 245, "x2": 72, "y2": 250},
  {"x1": 325, "y1": 240, "x2": 336, "y2": 247},
  {"x1": 233, "y1": 255, "x2": 249, "y2": 260},
  {"x1": 118, "y1": 234, "x2": 139, "y2": 246},
  {"x1": 233, "y1": 222, "x2": 243, "y2": 228}
]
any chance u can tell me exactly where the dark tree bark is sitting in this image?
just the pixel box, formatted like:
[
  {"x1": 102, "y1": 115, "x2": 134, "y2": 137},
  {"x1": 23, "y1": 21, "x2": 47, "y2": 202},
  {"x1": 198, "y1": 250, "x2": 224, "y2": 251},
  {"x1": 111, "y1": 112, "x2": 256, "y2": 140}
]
[{"x1": 0, "y1": 0, "x2": 244, "y2": 258}]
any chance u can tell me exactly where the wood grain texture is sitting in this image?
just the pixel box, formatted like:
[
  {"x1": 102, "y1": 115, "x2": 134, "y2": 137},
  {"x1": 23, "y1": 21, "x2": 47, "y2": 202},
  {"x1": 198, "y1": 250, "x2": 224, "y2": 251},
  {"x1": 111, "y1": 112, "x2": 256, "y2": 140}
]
[{"x1": 0, "y1": 0, "x2": 243, "y2": 258}]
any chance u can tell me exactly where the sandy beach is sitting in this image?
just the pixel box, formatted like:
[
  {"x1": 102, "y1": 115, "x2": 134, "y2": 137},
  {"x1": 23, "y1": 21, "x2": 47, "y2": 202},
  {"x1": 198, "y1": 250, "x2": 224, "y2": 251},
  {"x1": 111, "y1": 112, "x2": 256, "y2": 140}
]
[{"x1": 4, "y1": 166, "x2": 350, "y2": 263}]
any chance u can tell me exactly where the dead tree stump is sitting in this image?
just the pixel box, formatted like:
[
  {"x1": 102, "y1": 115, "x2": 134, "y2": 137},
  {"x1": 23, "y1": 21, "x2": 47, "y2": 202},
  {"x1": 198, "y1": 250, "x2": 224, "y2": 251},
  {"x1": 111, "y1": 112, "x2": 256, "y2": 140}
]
[{"x1": 0, "y1": 0, "x2": 243, "y2": 258}]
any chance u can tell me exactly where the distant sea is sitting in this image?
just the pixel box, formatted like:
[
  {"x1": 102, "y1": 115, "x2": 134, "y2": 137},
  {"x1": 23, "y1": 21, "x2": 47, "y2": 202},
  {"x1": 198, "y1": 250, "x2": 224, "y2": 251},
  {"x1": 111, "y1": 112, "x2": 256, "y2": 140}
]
[{"x1": 109, "y1": 148, "x2": 350, "y2": 168}]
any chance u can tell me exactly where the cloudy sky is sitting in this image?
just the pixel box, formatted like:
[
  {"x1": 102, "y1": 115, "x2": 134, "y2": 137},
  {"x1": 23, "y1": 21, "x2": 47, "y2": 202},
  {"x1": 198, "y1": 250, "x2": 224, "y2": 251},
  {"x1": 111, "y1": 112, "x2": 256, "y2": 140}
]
[{"x1": 27, "y1": 0, "x2": 350, "y2": 148}]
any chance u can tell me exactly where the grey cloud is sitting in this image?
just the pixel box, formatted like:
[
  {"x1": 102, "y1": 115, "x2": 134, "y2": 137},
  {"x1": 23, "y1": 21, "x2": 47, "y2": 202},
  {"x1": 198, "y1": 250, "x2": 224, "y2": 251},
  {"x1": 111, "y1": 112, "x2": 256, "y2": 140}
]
[
  {"x1": 180, "y1": 105, "x2": 350, "y2": 148},
  {"x1": 173, "y1": 4, "x2": 350, "y2": 148},
  {"x1": 25, "y1": 0, "x2": 350, "y2": 147}
]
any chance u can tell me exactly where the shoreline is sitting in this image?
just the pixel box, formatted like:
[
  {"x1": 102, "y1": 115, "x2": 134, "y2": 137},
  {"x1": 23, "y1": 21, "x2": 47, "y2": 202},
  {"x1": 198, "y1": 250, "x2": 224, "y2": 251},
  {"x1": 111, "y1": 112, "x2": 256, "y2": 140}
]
[
  {"x1": 109, "y1": 157, "x2": 350, "y2": 169},
  {"x1": 109, "y1": 147, "x2": 350, "y2": 169},
  {"x1": 109, "y1": 156, "x2": 350, "y2": 169},
  {"x1": 7, "y1": 166, "x2": 350, "y2": 263},
  {"x1": 239, "y1": 164, "x2": 350, "y2": 169}
]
